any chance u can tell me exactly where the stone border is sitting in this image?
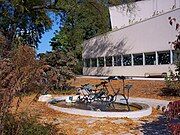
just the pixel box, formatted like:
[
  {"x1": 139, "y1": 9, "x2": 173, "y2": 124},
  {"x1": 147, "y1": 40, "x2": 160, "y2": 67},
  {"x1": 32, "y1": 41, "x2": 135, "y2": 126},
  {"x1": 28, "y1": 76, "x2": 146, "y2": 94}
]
[
  {"x1": 126, "y1": 96, "x2": 170, "y2": 110},
  {"x1": 47, "y1": 96, "x2": 153, "y2": 119},
  {"x1": 76, "y1": 76, "x2": 165, "y2": 81}
]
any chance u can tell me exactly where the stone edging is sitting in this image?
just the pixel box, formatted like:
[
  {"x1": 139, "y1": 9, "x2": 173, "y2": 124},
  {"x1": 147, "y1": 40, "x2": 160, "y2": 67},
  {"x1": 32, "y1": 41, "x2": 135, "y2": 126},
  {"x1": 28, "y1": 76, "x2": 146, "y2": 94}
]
[{"x1": 47, "y1": 96, "x2": 154, "y2": 119}]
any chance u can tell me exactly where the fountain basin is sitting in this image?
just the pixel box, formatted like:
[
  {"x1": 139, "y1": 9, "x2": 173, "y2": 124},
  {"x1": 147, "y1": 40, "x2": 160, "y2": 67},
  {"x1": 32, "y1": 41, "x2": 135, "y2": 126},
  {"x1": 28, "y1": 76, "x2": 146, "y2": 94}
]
[{"x1": 48, "y1": 95, "x2": 152, "y2": 118}]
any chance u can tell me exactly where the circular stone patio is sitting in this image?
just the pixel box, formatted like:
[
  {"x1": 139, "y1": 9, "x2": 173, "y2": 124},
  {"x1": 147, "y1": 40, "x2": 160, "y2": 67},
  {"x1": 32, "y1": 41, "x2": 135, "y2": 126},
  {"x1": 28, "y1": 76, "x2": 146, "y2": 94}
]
[{"x1": 46, "y1": 95, "x2": 170, "y2": 119}]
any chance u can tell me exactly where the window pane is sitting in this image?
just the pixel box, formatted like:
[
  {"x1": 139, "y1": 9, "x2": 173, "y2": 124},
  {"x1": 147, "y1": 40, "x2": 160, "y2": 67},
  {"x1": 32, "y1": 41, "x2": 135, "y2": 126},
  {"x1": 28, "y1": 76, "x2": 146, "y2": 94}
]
[
  {"x1": 173, "y1": 50, "x2": 176, "y2": 63},
  {"x1": 84, "y1": 59, "x2": 90, "y2": 67},
  {"x1": 173, "y1": 50, "x2": 180, "y2": 64},
  {"x1": 106, "y1": 56, "x2": 112, "y2": 67},
  {"x1": 123, "y1": 55, "x2": 132, "y2": 66},
  {"x1": 114, "y1": 56, "x2": 121, "y2": 66},
  {"x1": 145, "y1": 52, "x2": 156, "y2": 65},
  {"x1": 158, "y1": 51, "x2": 170, "y2": 64},
  {"x1": 98, "y1": 57, "x2": 104, "y2": 67},
  {"x1": 133, "y1": 53, "x2": 143, "y2": 65},
  {"x1": 91, "y1": 58, "x2": 97, "y2": 67}
]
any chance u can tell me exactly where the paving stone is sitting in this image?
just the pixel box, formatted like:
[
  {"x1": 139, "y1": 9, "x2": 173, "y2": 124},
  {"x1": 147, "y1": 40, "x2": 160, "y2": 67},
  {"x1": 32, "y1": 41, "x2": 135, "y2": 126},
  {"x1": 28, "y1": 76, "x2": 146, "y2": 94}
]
[
  {"x1": 93, "y1": 131, "x2": 103, "y2": 135},
  {"x1": 121, "y1": 133, "x2": 134, "y2": 135},
  {"x1": 51, "y1": 118, "x2": 62, "y2": 125},
  {"x1": 86, "y1": 118, "x2": 105, "y2": 124},
  {"x1": 76, "y1": 128, "x2": 84, "y2": 134},
  {"x1": 111, "y1": 119, "x2": 127, "y2": 124}
]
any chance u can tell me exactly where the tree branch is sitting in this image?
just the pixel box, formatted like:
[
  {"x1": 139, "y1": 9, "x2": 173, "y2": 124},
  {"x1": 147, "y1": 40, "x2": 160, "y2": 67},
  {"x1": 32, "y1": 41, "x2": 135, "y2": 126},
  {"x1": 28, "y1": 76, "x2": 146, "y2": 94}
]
[{"x1": 32, "y1": 5, "x2": 64, "y2": 11}]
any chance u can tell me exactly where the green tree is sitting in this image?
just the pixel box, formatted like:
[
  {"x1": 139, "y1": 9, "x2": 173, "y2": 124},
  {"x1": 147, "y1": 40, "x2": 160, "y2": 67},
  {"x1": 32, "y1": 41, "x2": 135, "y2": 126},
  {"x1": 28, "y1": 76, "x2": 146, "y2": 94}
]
[
  {"x1": 50, "y1": 0, "x2": 136, "y2": 74},
  {"x1": 38, "y1": 49, "x2": 76, "y2": 90},
  {"x1": 50, "y1": 0, "x2": 109, "y2": 74},
  {"x1": 0, "y1": 0, "x2": 64, "y2": 58}
]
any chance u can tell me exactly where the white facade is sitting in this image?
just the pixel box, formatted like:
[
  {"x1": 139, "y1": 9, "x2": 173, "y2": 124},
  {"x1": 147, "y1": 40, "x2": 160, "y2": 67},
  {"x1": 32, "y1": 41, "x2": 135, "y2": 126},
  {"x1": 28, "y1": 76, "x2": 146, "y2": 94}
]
[
  {"x1": 82, "y1": 0, "x2": 180, "y2": 77},
  {"x1": 109, "y1": 0, "x2": 180, "y2": 30}
]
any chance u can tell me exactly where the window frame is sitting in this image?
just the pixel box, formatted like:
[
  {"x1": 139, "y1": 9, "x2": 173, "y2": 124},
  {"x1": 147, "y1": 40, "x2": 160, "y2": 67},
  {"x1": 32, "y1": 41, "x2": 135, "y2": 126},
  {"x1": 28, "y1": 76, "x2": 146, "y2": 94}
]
[
  {"x1": 98, "y1": 57, "x2": 105, "y2": 67},
  {"x1": 133, "y1": 53, "x2": 143, "y2": 66},
  {"x1": 123, "y1": 54, "x2": 132, "y2": 66},
  {"x1": 157, "y1": 51, "x2": 171, "y2": 65},
  {"x1": 91, "y1": 58, "x2": 97, "y2": 67},
  {"x1": 105, "y1": 56, "x2": 112, "y2": 67},
  {"x1": 145, "y1": 52, "x2": 156, "y2": 65},
  {"x1": 84, "y1": 58, "x2": 90, "y2": 67},
  {"x1": 114, "y1": 55, "x2": 122, "y2": 66}
]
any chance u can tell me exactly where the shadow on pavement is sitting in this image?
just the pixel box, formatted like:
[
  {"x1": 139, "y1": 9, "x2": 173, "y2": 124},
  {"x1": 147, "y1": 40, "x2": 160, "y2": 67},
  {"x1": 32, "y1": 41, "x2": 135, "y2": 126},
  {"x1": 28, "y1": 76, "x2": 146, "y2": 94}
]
[{"x1": 140, "y1": 116, "x2": 172, "y2": 135}]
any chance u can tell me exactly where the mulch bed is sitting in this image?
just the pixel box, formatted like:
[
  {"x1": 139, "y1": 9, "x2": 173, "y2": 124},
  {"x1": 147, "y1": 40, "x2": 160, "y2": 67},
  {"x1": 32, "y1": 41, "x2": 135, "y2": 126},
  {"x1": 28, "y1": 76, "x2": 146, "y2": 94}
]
[
  {"x1": 11, "y1": 77, "x2": 179, "y2": 135},
  {"x1": 71, "y1": 77, "x2": 179, "y2": 101}
]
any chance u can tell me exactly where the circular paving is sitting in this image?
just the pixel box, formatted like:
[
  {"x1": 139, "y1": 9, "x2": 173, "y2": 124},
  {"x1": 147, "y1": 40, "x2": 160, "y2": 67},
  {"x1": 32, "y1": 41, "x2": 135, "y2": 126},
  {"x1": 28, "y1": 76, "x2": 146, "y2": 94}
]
[{"x1": 48, "y1": 95, "x2": 152, "y2": 118}]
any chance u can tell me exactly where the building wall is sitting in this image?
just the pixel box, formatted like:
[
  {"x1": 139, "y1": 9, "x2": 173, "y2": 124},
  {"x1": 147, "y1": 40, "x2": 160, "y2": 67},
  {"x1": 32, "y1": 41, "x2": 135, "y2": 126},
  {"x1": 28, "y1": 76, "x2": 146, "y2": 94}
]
[
  {"x1": 109, "y1": 0, "x2": 180, "y2": 30},
  {"x1": 82, "y1": 8, "x2": 180, "y2": 77},
  {"x1": 83, "y1": 8, "x2": 180, "y2": 58},
  {"x1": 83, "y1": 65, "x2": 175, "y2": 76}
]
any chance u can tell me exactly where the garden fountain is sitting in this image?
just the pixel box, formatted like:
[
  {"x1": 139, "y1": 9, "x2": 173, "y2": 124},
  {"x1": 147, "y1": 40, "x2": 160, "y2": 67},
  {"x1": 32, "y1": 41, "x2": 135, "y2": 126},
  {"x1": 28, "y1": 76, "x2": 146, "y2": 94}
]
[{"x1": 47, "y1": 76, "x2": 152, "y2": 118}]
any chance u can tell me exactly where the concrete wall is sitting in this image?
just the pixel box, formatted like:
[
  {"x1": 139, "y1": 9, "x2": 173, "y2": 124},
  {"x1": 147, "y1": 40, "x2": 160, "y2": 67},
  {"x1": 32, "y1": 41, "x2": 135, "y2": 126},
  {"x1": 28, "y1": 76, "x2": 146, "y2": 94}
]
[
  {"x1": 83, "y1": 65, "x2": 175, "y2": 76},
  {"x1": 109, "y1": 0, "x2": 180, "y2": 30},
  {"x1": 83, "y1": 8, "x2": 180, "y2": 57},
  {"x1": 82, "y1": 8, "x2": 180, "y2": 76}
]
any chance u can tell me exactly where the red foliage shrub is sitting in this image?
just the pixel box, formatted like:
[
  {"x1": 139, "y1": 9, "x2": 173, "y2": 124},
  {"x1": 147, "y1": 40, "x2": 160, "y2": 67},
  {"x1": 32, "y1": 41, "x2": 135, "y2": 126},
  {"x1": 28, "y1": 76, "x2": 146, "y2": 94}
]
[
  {"x1": 0, "y1": 45, "x2": 59, "y2": 134},
  {"x1": 165, "y1": 100, "x2": 180, "y2": 119},
  {"x1": 168, "y1": 123, "x2": 180, "y2": 135},
  {"x1": 165, "y1": 100, "x2": 180, "y2": 135}
]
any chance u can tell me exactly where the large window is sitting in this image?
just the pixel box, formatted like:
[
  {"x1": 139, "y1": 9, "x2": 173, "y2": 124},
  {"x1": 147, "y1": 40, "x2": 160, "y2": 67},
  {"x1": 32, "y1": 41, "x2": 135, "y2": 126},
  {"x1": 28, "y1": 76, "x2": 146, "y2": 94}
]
[
  {"x1": 145, "y1": 52, "x2": 156, "y2": 65},
  {"x1": 91, "y1": 58, "x2": 97, "y2": 67},
  {"x1": 172, "y1": 50, "x2": 179, "y2": 64},
  {"x1": 158, "y1": 51, "x2": 170, "y2": 64},
  {"x1": 114, "y1": 56, "x2": 121, "y2": 66},
  {"x1": 84, "y1": 58, "x2": 90, "y2": 67},
  {"x1": 106, "y1": 56, "x2": 112, "y2": 67},
  {"x1": 98, "y1": 57, "x2": 104, "y2": 67},
  {"x1": 133, "y1": 53, "x2": 143, "y2": 65},
  {"x1": 84, "y1": 50, "x2": 173, "y2": 68},
  {"x1": 123, "y1": 55, "x2": 132, "y2": 66}
]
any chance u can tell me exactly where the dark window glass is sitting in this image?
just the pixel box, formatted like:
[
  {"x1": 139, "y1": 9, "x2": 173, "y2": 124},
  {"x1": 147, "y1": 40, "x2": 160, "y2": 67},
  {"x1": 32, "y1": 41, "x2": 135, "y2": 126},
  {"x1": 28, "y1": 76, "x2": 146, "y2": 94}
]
[
  {"x1": 158, "y1": 51, "x2": 170, "y2": 64},
  {"x1": 91, "y1": 58, "x2": 97, "y2": 67},
  {"x1": 172, "y1": 50, "x2": 179, "y2": 64},
  {"x1": 84, "y1": 59, "x2": 90, "y2": 67},
  {"x1": 123, "y1": 55, "x2": 132, "y2": 66},
  {"x1": 133, "y1": 53, "x2": 143, "y2": 65},
  {"x1": 145, "y1": 52, "x2": 156, "y2": 65},
  {"x1": 98, "y1": 57, "x2": 104, "y2": 67},
  {"x1": 114, "y1": 56, "x2": 121, "y2": 66},
  {"x1": 106, "y1": 56, "x2": 112, "y2": 67},
  {"x1": 173, "y1": 50, "x2": 175, "y2": 63}
]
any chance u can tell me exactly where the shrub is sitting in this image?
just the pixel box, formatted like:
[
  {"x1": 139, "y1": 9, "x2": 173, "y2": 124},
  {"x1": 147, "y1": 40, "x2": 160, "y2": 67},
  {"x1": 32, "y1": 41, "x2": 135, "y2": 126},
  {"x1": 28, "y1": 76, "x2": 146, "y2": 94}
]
[
  {"x1": 168, "y1": 17, "x2": 180, "y2": 80},
  {"x1": 168, "y1": 124, "x2": 180, "y2": 135},
  {"x1": 38, "y1": 50, "x2": 76, "y2": 91},
  {"x1": 0, "y1": 45, "x2": 64, "y2": 134},
  {"x1": 161, "y1": 17, "x2": 180, "y2": 96},
  {"x1": 3, "y1": 112, "x2": 57, "y2": 135},
  {"x1": 165, "y1": 100, "x2": 180, "y2": 135},
  {"x1": 161, "y1": 69, "x2": 180, "y2": 96},
  {"x1": 165, "y1": 100, "x2": 180, "y2": 119}
]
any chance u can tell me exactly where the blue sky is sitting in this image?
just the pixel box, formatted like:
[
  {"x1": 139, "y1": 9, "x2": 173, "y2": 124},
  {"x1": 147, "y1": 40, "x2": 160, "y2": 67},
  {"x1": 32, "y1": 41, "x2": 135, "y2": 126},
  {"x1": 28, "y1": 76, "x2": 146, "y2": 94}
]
[{"x1": 37, "y1": 16, "x2": 60, "y2": 54}]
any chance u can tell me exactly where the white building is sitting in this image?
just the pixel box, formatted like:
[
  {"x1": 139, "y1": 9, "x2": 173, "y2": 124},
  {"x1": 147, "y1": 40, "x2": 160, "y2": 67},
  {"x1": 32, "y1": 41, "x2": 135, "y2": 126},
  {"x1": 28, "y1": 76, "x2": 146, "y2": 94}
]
[{"x1": 83, "y1": 0, "x2": 180, "y2": 77}]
